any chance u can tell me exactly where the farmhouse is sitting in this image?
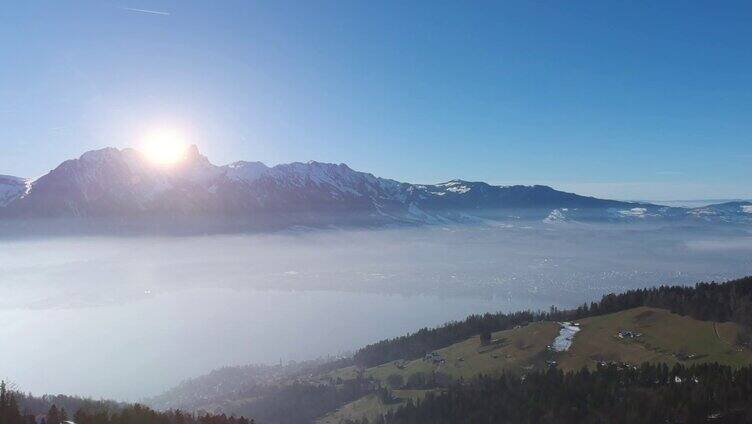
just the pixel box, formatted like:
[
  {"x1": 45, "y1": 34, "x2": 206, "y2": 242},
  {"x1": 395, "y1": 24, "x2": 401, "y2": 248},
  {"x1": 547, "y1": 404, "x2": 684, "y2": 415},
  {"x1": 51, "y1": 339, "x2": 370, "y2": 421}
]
[{"x1": 617, "y1": 330, "x2": 642, "y2": 339}]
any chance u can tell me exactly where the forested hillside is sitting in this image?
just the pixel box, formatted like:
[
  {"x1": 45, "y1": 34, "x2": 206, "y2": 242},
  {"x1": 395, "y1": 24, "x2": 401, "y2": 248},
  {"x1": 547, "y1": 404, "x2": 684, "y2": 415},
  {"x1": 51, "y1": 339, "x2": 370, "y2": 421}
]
[
  {"x1": 0, "y1": 382, "x2": 254, "y2": 424},
  {"x1": 350, "y1": 363, "x2": 752, "y2": 424}
]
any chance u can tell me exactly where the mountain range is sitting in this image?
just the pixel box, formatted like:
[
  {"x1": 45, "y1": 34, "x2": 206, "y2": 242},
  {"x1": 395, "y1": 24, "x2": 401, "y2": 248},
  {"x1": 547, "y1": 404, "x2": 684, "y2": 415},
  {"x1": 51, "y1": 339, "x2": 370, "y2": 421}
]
[{"x1": 0, "y1": 146, "x2": 750, "y2": 231}]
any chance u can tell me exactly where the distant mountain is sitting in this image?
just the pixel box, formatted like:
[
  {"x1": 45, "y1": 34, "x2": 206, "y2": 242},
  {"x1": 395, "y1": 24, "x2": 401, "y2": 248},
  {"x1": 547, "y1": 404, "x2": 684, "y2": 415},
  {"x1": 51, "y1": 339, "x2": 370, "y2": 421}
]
[
  {"x1": 0, "y1": 146, "x2": 748, "y2": 231},
  {"x1": 0, "y1": 174, "x2": 27, "y2": 206},
  {"x1": 686, "y1": 201, "x2": 752, "y2": 224}
]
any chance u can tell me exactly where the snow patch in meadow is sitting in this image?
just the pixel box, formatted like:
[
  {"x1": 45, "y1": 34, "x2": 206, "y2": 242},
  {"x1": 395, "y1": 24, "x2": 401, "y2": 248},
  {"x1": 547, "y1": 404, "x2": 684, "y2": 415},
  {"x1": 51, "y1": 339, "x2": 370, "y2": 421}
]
[{"x1": 552, "y1": 322, "x2": 580, "y2": 352}]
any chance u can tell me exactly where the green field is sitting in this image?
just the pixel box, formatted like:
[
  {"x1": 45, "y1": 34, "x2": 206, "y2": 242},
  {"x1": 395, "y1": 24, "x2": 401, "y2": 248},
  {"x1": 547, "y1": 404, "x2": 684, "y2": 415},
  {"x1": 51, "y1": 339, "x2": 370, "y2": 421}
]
[
  {"x1": 317, "y1": 390, "x2": 430, "y2": 424},
  {"x1": 363, "y1": 321, "x2": 560, "y2": 383},
  {"x1": 559, "y1": 306, "x2": 752, "y2": 370},
  {"x1": 318, "y1": 306, "x2": 752, "y2": 423}
]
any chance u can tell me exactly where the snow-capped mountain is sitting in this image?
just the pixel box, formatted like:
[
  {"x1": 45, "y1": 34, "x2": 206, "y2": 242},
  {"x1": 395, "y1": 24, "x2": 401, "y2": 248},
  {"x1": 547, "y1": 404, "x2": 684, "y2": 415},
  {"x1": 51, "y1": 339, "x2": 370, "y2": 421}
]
[
  {"x1": 0, "y1": 146, "x2": 748, "y2": 230},
  {"x1": 0, "y1": 174, "x2": 28, "y2": 207},
  {"x1": 0, "y1": 146, "x2": 633, "y2": 220},
  {"x1": 686, "y1": 201, "x2": 752, "y2": 224}
]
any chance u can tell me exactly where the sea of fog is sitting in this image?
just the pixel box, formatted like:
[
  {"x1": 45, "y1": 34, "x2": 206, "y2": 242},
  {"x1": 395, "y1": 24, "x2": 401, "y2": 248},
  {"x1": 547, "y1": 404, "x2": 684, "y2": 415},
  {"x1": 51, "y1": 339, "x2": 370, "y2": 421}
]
[{"x1": 2, "y1": 222, "x2": 752, "y2": 400}]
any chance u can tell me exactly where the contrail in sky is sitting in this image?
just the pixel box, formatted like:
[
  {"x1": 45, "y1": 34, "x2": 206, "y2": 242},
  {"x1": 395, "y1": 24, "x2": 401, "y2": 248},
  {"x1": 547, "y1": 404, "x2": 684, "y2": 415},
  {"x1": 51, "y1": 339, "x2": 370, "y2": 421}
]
[{"x1": 119, "y1": 6, "x2": 171, "y2": 16}]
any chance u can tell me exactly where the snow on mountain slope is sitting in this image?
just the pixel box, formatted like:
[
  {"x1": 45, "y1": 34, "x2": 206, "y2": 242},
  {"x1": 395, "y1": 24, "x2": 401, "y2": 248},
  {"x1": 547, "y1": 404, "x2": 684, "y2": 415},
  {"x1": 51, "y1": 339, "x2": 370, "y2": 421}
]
[
  {"x1": 0, "y1": 175, "x2": 27, "y2": 206},
  {"x1": 0, "y1": 146, "x2": 407, "y2": 218},
  {"x1": 543, "y1": 208, "x2": 569, "y2": 223},
  {"x1": 225, "y1": 161, "x2": 269, "y2": 184},
  {"x1": 1, "y1": 146, "x2": 223, "y2": 217},
  {"x1": 437, "y1": 180, "x2": 472, "y2": 194},
  {"x1": 687, "y1": 201, "x2": 752, "y2": 223},
  {"x1": 0, "y1": 145, "x2": 747, "y2": 228}
]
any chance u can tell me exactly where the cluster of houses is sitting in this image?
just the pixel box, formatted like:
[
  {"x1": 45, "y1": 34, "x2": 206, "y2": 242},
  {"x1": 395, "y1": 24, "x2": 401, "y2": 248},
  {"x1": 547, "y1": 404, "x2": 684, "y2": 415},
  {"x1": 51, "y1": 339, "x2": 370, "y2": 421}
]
[
  {"x1": 423, "y1": 352, "x2": 446, "y2": 364},
  {"x1": 673, "y1": 376, "x2": 701, "y2": 384},
  {"x1": 617, "y1": 330, "x2": 642, "y2": 339},
  {"x1": 596, "y1": 360, "x2": 638, "y2": 370},
  {"x1": 675, "y1": 351, "x2": 698, "y2": 361}
]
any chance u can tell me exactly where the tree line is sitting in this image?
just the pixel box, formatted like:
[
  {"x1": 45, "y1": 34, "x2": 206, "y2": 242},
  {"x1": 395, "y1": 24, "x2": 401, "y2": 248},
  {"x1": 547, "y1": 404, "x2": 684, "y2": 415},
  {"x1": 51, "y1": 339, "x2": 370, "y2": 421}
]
[
  {"x1": 0, "y1": 382, "x2": 254, "y2": 424},
  {"x1": 345, "y1": 362, "x2": 752, "y2": 423},
  {"x1": 210, "y1": 376, "x2": 375, "y2": 424}
]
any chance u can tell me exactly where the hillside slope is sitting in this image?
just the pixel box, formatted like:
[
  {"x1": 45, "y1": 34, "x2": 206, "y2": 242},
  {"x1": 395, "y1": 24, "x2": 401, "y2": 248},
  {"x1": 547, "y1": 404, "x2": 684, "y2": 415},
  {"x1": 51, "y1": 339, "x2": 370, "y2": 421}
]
[
  {"x1": 148, "y1": 276, "x2": 752, "y2": 423},
  {"x1": 355, "y1": 307, "x2": 750, "y2": 382},
  {"x1": 318, "y1": 307, "x2": 752, "y2": 423}
]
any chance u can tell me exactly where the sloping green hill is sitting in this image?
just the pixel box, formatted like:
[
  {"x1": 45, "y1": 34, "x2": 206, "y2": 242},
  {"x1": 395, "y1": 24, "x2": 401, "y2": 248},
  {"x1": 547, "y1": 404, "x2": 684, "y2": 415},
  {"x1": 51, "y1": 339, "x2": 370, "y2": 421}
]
[
  {"x1": 559, "y1": 306, "x2": 750, "y2": 370},
  {"x1": 363, "y1": 321, "x2": 560, "y2": 383},
  {"x1": 319, "y1": 306, "x2": 752, "y2": 423},
  {"x1": 318, "y1": 390, "x2": 430, "y2": 424}
]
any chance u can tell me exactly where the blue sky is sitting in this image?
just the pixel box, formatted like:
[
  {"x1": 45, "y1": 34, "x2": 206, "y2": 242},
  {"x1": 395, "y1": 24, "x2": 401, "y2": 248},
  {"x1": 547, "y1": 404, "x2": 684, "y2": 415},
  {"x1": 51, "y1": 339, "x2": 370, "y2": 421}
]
[{"x1": 1, "y1": 1, "x2": 751, "y2": 200}]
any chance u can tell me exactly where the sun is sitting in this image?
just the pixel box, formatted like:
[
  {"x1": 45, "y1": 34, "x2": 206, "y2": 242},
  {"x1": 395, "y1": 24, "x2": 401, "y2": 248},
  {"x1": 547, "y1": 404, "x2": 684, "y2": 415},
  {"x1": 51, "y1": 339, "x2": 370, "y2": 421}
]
[{"x1": 139, "y1": 128, "x2": 189, "y2": 165}]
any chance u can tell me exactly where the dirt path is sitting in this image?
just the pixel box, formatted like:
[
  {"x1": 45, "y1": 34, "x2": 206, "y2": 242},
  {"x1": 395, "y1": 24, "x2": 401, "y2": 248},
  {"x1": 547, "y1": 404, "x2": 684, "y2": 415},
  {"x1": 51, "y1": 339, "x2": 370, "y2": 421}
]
[{"x1": 713, "y1": 322, "x2": 731, "y2": 347}]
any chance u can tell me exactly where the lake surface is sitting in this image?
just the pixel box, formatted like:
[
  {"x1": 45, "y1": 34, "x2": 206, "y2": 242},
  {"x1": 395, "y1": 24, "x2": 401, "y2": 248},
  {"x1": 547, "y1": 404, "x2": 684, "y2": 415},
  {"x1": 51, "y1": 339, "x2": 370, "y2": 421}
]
[
  {"x1": 2, "y1": 223, "x2": 751, "y2": 400},
  {"x1": 0, "y1": 288, "x2": 550, "y2": 400}
]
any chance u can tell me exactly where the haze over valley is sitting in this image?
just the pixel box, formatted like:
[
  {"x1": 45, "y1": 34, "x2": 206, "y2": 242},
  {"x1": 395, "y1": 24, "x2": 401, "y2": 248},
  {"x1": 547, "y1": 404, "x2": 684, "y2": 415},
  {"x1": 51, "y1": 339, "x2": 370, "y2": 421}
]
[
  {"x1": 3, "y1": 2, "x2": 752, "y2": 423},
  {"x1": 2, "y1": 221, "x2": 751, "y2": 400}
]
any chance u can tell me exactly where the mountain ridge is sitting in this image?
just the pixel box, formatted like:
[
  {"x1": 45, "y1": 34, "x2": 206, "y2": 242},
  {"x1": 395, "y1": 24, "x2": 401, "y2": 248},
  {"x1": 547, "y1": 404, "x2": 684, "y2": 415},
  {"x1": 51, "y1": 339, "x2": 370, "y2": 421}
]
[{"x1": 0, "y1": 146, "x2": 749, "y2": 229}]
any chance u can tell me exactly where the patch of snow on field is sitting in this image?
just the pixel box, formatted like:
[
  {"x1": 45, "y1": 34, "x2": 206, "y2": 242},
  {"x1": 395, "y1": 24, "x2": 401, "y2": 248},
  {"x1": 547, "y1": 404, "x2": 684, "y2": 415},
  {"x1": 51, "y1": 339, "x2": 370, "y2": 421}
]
[{"x1": 552, "y1": 322, "x2": 580, "y2": 352}]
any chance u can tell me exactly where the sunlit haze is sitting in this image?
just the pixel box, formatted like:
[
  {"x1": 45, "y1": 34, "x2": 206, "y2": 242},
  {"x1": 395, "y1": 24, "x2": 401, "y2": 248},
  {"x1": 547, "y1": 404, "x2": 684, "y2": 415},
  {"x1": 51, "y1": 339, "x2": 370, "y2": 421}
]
[
  {"x1": 139, "y1": 128, "x2": 189, "y2": 165},
  {"x1": 1, "y1": 2, "x2": 751, "y2": 200}
]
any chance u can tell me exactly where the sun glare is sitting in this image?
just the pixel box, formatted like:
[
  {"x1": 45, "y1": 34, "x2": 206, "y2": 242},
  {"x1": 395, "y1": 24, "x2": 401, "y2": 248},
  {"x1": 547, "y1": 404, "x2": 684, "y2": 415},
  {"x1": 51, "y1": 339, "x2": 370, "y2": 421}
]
[{"x1": 140, "y1": 128, "x2": 188, "y2": 165}]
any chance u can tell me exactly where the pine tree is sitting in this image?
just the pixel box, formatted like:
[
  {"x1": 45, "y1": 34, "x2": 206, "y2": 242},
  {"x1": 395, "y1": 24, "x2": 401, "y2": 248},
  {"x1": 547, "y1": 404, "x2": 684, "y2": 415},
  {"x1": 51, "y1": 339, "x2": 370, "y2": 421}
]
[
  {"x1": 46, "y1": 405, "x2": 60, "y2": 424},
  {"x1": 73, "y1": 409, "x2": 89, "y2": 424}
]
